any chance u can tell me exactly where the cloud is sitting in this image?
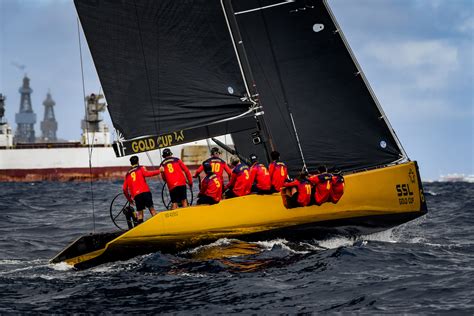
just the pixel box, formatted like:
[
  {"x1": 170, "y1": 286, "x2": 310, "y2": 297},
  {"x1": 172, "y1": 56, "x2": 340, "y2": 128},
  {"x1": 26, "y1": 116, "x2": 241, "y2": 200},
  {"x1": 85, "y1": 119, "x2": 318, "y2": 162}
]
[
  {"x1": 457, "y1": 16, "x2": 474, "y2": 34},
  {"x1": 364, "y1": 40, "x2": 459, "y2": 90}
]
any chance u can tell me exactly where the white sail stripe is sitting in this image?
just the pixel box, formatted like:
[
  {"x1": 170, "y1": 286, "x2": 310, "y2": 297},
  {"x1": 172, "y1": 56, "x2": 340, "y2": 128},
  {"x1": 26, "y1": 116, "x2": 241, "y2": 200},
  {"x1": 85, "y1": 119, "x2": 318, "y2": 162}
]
[{"x1": 234, "y1": 1, "x2": 295, "y2": 16}]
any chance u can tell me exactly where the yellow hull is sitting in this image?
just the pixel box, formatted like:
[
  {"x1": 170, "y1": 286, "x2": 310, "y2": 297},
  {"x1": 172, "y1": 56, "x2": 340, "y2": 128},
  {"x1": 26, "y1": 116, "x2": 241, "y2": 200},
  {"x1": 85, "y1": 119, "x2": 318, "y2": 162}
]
[{"x1": 51, "y1": 161, "x2": 427, "y2": 268}]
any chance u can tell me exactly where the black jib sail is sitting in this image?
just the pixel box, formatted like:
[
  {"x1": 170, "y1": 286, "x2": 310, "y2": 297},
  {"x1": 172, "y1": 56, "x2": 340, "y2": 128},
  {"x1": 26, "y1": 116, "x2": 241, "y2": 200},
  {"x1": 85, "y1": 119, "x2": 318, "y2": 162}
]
[
  {"x1": 75, "y1": 0, "x2": 253, "y2": 145},
  {"x1": 230, "y1": 0, "x2": 405, "y2": 173}
]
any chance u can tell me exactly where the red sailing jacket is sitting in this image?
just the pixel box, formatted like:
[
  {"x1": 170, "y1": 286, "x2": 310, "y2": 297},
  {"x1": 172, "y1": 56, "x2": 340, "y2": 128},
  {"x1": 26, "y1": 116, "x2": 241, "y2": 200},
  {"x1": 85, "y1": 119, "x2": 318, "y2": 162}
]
[
  {"x1": 269, "y1": 161, "x2": 288, "y2": 192},
  {"x1": 200, "y1": 173, "x2": 223, "y2": 202},
  {"x1": 224, "y1": 163, "x2": 252, "y2": 196},
  {"x1": 123, "y1": 165, "x2": 160, "y2": 201},
  {"x1": 249, "y1": 163, "x2": 271, "y2": 191},
  {"x1": 309, "y1": 173, "x2": 333, "y2": 205},
  {"x1": 159, "y1": 157, "x2": 193, "y2": 191},
  {"x1": 330, "y1": 174, "x2": 345, "y2": 203},
  {"x1": 194, "y1": 157, "x2": 232, "y2": 184},
  {"x1": 282, "y1": 178, "x2": 312, "y2": 207}
]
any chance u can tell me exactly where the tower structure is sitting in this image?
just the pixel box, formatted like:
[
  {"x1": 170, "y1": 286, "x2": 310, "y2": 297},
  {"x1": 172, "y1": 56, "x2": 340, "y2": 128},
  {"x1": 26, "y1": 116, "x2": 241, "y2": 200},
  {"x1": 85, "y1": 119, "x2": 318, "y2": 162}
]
[
  {"x1": 40, "y1": 92, "x2": 58, "y2": 142},
  {"x1": 15, "y1": 76, "x2": 36, "y2": 143}
]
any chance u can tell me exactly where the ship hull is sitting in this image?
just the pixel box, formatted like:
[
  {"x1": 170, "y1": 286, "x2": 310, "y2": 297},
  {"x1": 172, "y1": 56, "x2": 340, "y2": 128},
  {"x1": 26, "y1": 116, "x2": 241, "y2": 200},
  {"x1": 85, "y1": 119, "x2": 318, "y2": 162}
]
[
  {"x1": 0, "y1": 145, "x2": 199, "y2": 181},
  {"x1": 51, "y1": 161, "x2": 427, "y2": 269}
]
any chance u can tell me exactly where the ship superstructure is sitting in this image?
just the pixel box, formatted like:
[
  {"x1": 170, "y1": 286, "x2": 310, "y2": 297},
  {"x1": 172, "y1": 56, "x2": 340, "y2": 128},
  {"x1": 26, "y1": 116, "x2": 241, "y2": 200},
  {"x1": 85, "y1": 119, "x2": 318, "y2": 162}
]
[
  {"x1": 81, "y1": 93, "x2": 110, "y2": 146},
  {"x1": 0, "y1": 94, "x2": 14, "y2": 148},
  {"x1": 0, "y1": 78, "x2": 210, "y2": 182}
]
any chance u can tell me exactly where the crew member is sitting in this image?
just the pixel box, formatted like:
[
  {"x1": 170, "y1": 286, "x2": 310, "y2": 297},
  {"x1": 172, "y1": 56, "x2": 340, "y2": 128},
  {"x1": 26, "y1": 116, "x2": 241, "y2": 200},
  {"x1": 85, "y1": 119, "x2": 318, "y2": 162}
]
[
  {"x1": 268, "y1": 151, "x2": 288, "y2": 192},
  {"x1": 197, "y1": 163, "x2": 223, "y2": 205},
  {"x1": 308, "y1": 165, "x2": 333, "y2": 205},
  {"x1": 329, "y1": 169, "x2": 345, "y2": 203},
  {"x1": 249, "y1": 154, "x2": 271, "y2": 194},
  {"x1": 123, "y1": 155, "x2": 161, "y2": 224},
  {"x1": 281, "y1": 171, "x2": 312, "y2": 208},
  {"x1": 224, "y1": 156, "x2": 252, "y2": 199},
  {"x1": 194, "y1": 147, "x2": 232, "y2": 185},
  {"x1": 159, "y1": 148, "x2": 193, "y2": 210}
]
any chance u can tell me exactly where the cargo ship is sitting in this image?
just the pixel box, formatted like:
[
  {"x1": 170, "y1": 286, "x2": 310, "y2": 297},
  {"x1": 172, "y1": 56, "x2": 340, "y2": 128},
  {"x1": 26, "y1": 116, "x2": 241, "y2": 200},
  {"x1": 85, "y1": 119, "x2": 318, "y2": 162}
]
[{"x1": 0, "y1": 85, "x2": 221, "y2": 182}]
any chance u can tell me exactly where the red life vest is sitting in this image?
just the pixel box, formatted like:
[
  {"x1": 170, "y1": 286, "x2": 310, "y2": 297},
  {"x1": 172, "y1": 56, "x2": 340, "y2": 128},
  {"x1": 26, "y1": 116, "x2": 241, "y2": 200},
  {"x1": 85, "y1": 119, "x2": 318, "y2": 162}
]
[
  {"x1": 250, "y1": 163, "x2": 271, "y2": 191},
  {"x1": 309, "y1": 173, "x2": 333, "y2": 205},
  {"x1": 194, "y1": 157, "x2": 232, "y2": 184},
  {"x1": 200, "y1": 173, "x2": 223, "y2": 202},
  {"x1": 224, "y1": 163, "x2": 252, "y2": 196},
  {"x1": 269, "y1": 161, "x2": 288, "y2": 192},
  {"x1": 330, "y1": 174, "x2": 345, "y2": 203},
  {"x1": 159, "y1": 157, "x2": 193, "y2": 191},
  {"x1": 282, "y1": 179, "x2": 312, "y2": 207},
  {"x1": 122, "y1": 165, "x2": 160, "y2": 201}
]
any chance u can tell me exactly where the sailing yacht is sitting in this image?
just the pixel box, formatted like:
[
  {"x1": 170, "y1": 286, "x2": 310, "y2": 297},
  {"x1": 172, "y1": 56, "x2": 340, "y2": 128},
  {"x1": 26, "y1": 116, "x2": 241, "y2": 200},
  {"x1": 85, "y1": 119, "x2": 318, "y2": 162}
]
[{"x1": 52, "y1": 0, "x2": 427, "y2": 269}]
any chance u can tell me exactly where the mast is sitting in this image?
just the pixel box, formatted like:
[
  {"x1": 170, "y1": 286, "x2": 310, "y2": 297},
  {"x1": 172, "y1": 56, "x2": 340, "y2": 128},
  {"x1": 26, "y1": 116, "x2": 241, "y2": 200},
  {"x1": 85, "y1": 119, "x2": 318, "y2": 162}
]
[{"x1": 221, "y1": 0, "x2": 274, "y2": 163}]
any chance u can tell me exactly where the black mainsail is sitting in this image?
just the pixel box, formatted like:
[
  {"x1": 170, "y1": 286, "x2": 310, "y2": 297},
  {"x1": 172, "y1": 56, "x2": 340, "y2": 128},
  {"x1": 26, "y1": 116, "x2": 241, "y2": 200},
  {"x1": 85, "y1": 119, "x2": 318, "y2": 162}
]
[
  {"x1": 75, "y1": 0, "x2": 254, "y2": 146},
  {"x1": 75, "y1": 0, "x2": 407, "y2": 174}
]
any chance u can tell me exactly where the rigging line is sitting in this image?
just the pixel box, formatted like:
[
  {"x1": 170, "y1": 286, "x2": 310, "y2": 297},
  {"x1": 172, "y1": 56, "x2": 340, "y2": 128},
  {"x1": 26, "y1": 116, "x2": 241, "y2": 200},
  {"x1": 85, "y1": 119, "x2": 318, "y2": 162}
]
[
  {"x1": 221, "y1": 0, "x2": 275, "y2": 161},
  {"x1": 257, "y1": 1, "x2": 307, "y2": 171},
  {"x1": 238, "y1": 18, "x2": 293, "y2": 137},
  {"x1": 77, "y1": 17, "x2": 96, "y2": 233},
  {"x1": 133, "y1": 0, "x2": 160, "y2": 136},
  {"x1": 220, "y1": 0, "x2": 253, "y2": 102}
]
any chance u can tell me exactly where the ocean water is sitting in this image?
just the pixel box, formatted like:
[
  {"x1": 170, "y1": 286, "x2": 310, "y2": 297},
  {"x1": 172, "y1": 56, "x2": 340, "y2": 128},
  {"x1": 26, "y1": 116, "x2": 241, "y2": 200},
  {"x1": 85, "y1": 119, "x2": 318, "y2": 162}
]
[{"x1": 0, "y1": 180, "x2": 473, "y2": 314}]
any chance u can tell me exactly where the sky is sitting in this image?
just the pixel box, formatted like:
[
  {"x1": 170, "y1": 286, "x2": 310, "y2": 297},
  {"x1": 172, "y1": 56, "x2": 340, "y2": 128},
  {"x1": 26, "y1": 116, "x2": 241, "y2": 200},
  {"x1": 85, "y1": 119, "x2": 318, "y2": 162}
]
[{"x1": 0, "y1": 0, "x2": 472, "y2": 180}]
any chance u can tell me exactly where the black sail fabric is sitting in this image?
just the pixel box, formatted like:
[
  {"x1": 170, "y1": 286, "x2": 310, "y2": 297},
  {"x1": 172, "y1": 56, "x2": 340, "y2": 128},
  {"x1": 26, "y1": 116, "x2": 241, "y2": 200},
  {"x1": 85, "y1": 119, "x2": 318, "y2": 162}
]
[
  {"x1": 232, "y1": 0, "x2": 404, "y2": 174},
  {"x1": 74, "y1": 0, "x2": 251, "y2": 140}
]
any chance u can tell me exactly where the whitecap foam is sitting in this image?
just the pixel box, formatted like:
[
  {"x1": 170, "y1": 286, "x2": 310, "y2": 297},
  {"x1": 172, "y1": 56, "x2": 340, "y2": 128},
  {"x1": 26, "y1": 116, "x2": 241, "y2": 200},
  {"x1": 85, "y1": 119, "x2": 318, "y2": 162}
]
[
  {"x1": 0, "y1": 260, "x2": 49, "y2": 276},
  {"x1": 317, "y1": 236, "x2": 357, "y2": 249},
  {"x1": 183, "y1": 238, "x2": 239, "y2": 254},
  {"x1": 362, "y1": 229, "x2": 397, "y2": 243},
  {"x1": 49, "y1": 262, "x2": 74, "y2": 271},
  {"x1": 313, "y1": 229, "x2": 396, "y2": 250},
  {"x1": 0, "y1": 259, "x2": 25, "y2": 265},
  {"x1": 252, "y1": 239, "x2": 309, "y2": 254},
  {"x1": 176, "y1": 272, "x2": 207, "y2": 278}
]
